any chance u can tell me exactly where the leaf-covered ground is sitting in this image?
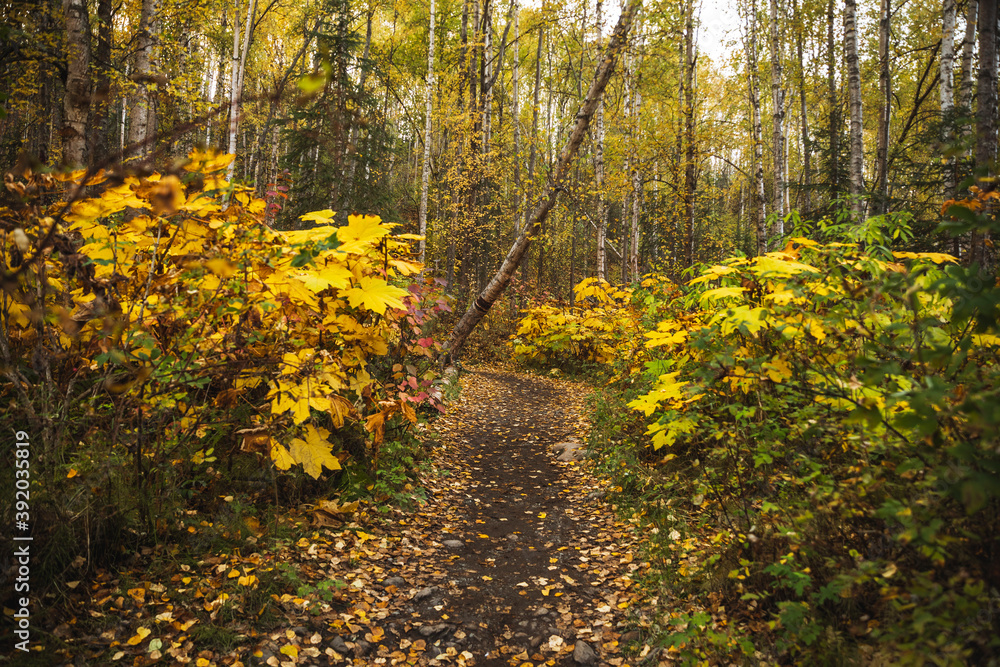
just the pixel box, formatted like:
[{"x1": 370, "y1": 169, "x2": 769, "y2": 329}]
[{"x1": 38, "y1": 367, "x2": 663, "y2": 666}]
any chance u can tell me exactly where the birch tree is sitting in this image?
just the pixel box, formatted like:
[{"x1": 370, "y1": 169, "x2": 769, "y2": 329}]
[
  {"x1": 844, "y1": 0, "x2": 865, "y2": 221},
  {"x1": 594, "y1": 0, "x2": 608, "y2": 281},
  {"x1": 941, "y1": 0, "x2": 957, "y2": 203},
  {"x1": 62, "y1": 0, "x2": 90, "y2": 167},
  {"x1": 128, "y1": 0, "x2": 161, "y2": 158},
  {"x1": 743, "y1": 0, "x2": 768, "y2": 253},
  {"x1": 226, "y1": 0, "x2": 258, "y2": 182},
  {"x1": 444, "y1": 0, "x2": 641, "y2": 360},
  {"x1": 418, "y1": 0, "x2": 436, "y2": 263},
  {"x1": 769, "y1": 0, "x2": 786, "y2": 227}
]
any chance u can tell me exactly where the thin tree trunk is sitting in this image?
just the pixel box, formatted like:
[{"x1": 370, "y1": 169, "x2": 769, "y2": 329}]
[
  {"x1": 444, "y1": 0, "x2": 640, "y2": 360},
  {"x1": 941, "y1": 0, "x2": 958, "y2": 205},
  {"x1": 345, "y1": 9, "x2": 374, "y2": 210},
  {"x1": 874, "y1": 0, "x2": 891, "y2": 214},
  {"x1": 226, "y1": 0, "x2": 257, "y2": 182},
  {"x1": 971, "y1": 0, "x2": 997, "y2": 265},
  {"x1": 594, "y1": 0, "x2": 607, "y2": 281},
  {"x1": 512, "y1": 1, "x2": 521, "y2": 192},
  {"x1": 844, "y1": 0, "x2": 865, "y2": 221},
  {"x1": 89, "y1": 0, "x2": 113, "y2": 168},
  {"x1": 827, "y1": 0, "x2": 839, "y2": 196},
  {"x1": 959, "y1": 0, "x2": 979, "y2": 111},
  {"x1": 128, "y1": 0, "x2": 160, "y2": 158},
  {"x1": 683, "y1": 0, "x2": 696, "y2": 267},
  {"x1": 744, "y1": 0, "x2": 768, "y2": 253},
  {"x1": 769, "y1": 0, "x2": 786, "y2": 228},
  {"x1": 794, "y1": 0, "x2": 811, "y2": 216},
  {"x1": 419, "y1": 0, "x2": 436, "y2": 263},
  {"x1": 62, "y1": 0, "x2": 91, "y2": 167}
]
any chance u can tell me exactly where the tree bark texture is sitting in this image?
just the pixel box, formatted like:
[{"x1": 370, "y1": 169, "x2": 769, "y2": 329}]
[
  {"x1": 769, "y1": 0, "x2": 786, "y2": 227},
  {"x1": 874, "y1": 0, "x2": 891, "y2": 213},
  {"x1": 62, "y1": 0, "x2": 91, "y2": 167},
  {"x1": 594, "y1": 0, "x2": 608, "y2": 281},
  {"x1": 419, "y1": 0, "x2": 436, "y2": 263},
  {"x1": 844, "y1": 0, "x2": 865, "y2": 221},
  {"x1": 971, "y1": 0, "x2": 998, "y2": 265},
  {"x1": 443, "y1": 0, "x2": 641, "y2": 360},
  {"x1": 744, "y1": 0, "x2": 768, "y2": 253},
  {"x1": 128, "y1": 0, "x2": 160, "y2": 158}
]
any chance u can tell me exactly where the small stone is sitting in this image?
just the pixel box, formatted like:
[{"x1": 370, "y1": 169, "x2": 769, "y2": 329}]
[
  {"x1": 418, "y1": 623, "x2": 450, "y2": 638},
  {"x1": 586, "y1": 491, "x2": 606, "y2": 500},
  {"x1": 442, "y1": 539, "x2": 465, "y2": 548},
  {"x1": 330, "y1": 636, "x2": 349, "y2": 654},
  {"x1": 573, "y1": 640, "x2": 598, "y2": 665},
  {"x1": 354, "y1": 639, "x2": 371, "y2": 656},
  {"x1": 413, "y1": 586, "x2": 437, "y2": 602},
  {"x1": 529, "y1": 635, "x2": 544, "y2": 648},
  {"x1": 533, "y1": 606, "x2": 550, "y2": 617},
  {"x1": 621, "y1": 630, "x2": 642, "y2": 643},
  {"x1": 383, "y1": 576, "x2": 407, "y2": 588}
]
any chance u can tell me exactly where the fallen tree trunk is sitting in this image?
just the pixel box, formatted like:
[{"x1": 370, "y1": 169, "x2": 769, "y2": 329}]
[{"x1": 442, "y1": 0, "x2": 641, "y2": 363}]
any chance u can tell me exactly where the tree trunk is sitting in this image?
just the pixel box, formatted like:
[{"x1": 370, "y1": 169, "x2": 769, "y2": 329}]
[
  {"x1": 443, "y1": 0, "x2": 640, "y2": 361},
  {"x1": 128, "y1": 0, "x2": 160, "y2": 158},
  {"x1": 941, "y1": 0, "x2": 958, "y2": 205},
  {"x1": 844, "y1": 0, "x2": 865, "y2": 221},
  {"x1": 971, "y1": 0, "x2": 997, "y2": 265},
  {"x1": 226, "y1": 0, "x2": 257, "y2": 182},
  {"x1": 62, "y1": 0, "x2": 91, "y2": 167},
  {"x1": 683, "y1": 0, "x2": 696, "y2": 267},
  {"x1": 794, "y1": 0, "x2": 811, "y2": 216},
  {"x1": 745, "y1": 0, "x2": 768, "y2": 253},
  {"x1": 594, "y1": 0, "x2": 608, "y2": 281},
  {"x1": 769, "y1": 0, "x2": 786, "y2": 228},
  {"x1": 959, "y1": 0, "x2": 979, "y2": 112},
  {"x1": 345, "y1": 9, "x2": 374, "y2": 210},
  {"x1": 89, "y1": 0, "x2": 113, "y2": 168},
  {"x1": 874, "y1": 0, "x2": 891, "y2": 214},
  {"x1": 419, "y1": 0, "x2": 436, "y2": 263},
  {"x1": 827, "y1": 0, "x2": 839, "y2": 196}
]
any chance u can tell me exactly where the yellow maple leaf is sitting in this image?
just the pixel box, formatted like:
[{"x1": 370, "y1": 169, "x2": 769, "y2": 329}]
[
  {"x1": 344, "y1": 277, "x2": 407, "y2": 314},
  {"x1": 337, "y1": 214, "x2": 390, "y2": 253},
  {"x1": 270, "y1": 441, "x2": 295, "y2": 470},
  {"x1": 763, "y1": 357, "x2": 793, "y2": 382},
  {"x1": 288, "y1": 425, "x2": 342, "y2": 478}
]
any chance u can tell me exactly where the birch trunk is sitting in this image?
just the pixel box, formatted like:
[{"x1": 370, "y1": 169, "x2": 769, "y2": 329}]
[
  {"x1": 941, "y1": 0, "x2": 958, "y2": 203},
  {"x1": 874, "y1": 0, "x2": 891, "y2": 214},
  {"x1": 226, "y1": 0, "x2": 257, "y2": 182},
  {"x1": 443, "y1": 0, "x2": 640, "y2": 361},
  {"x1": 794, "y1": 0, "x2": 811, "y2": 215},
  {"x1": 827, "y1": 0, "x2": 839, "y2": 194},
  {"x1": 418, "y1": 0, "x2": 436, "y2": 263},
  {"x1": 683, "y1": 0, "x2": 696, "y2": 267},
  {"x1": 62, "y1": 0, "x2": 91, "y2": 167},
  {"x1": 844, "y1": 0, "x2": 865, "y2": 221},
  {"x1": 594, "y1": 0, "x2": 607, "y2": 281},
  {"x1": 959, "y1": 0, "x2": 979, "y2": 112},
  {"x1": 769, "y1": 0, "x2": 786, "y2": 228},
  {"x1": 744, "y1": 0, "x2": 768, "y2": 253},
  {"x1": 128, "y1": 0, "x2": 160, "y2": 158}
]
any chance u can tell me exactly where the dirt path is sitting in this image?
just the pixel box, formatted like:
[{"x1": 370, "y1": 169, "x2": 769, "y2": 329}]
[{"x1": 293, "y1": 367, "x2": 654, "y2": 666}]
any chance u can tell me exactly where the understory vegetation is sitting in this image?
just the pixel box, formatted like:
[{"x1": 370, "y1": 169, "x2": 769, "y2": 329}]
[{"x1": 511, "y1": 199, "x2": 1000, "y2": 664}]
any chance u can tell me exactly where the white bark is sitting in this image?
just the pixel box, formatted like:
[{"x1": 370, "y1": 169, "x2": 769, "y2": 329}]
[
  {"x1": 769, "y1": 0, "x2": 786, "y2": 228},
  {"x1": 419, "y1": 0, "x2": 436, "y2": 263},
  {"x1": 844, "y1": 0, "x2": 865, "y2": 221},
  {"x1": 594, "y1": 0, "x2": 607, "y2": 281},
  {"x1": 743, "y1": 0, "x2": 768, "y2": 252},
  {"x1": 959, "y1": 0, "x2": 978, "y2": 111},
  {"x1": 226, "y1": 0, "x2": 257, "y2": 182}
]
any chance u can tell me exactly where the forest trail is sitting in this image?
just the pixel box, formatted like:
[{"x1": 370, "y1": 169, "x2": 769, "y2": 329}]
[{"x1": 284, "y1": 367, "x2": 655, "y2": 666}]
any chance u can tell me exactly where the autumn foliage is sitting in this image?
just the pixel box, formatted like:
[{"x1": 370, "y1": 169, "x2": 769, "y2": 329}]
[
  {"x1": 513, "y1": 233, "x2": 1000, "y2": 662},
  {"x1": 1, "y1": 150, "x2": 446, "y2": 572}
]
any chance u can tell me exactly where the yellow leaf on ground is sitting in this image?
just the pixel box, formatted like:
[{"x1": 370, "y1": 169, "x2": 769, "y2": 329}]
[{"x1": 126, "y1": 627, "x2": 151, "y2": 645}]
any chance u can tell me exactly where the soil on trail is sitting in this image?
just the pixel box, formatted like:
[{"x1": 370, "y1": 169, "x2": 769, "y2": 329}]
[
  {"x1": 326, "y1": 367, "x2": 652, "y2": 666},
  {"x1": 30, "y1": 368, "x2": 656, "y2": 667}
]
